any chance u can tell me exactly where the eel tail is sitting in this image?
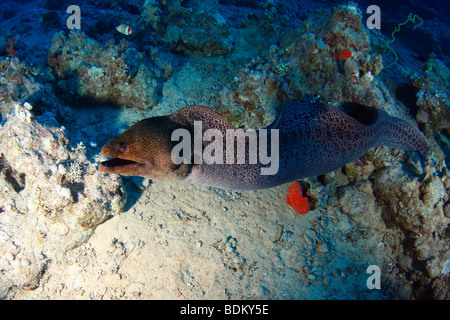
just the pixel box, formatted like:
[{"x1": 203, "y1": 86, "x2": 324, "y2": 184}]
[{"x1": 374, "y1": 110, "x2": 429, "y2": 156}]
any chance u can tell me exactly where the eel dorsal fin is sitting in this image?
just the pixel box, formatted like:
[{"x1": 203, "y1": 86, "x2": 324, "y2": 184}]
[
  {"x1": 170, "y1": 105, "x2": 236, "y2": 132},
  {"x1": 265, "y1": 101, "x2": 326, "y2": 130}
]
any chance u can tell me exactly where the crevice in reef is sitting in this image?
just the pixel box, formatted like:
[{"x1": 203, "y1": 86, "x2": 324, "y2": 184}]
[{"x1": 0, "y1": 157, "x2": 26, "y2": 193}]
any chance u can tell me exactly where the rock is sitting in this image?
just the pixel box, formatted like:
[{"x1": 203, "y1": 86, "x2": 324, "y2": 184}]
[
  {"x1": 0, "y1": 102, "x2": 126, "y2": 291},
  {"x1": 412, "y1": 57, "x2": 450, "y2": 136},
  {"x1": 168, "y1": 10, "x2": 233, "y2": 57},
  {"x1": 48, "y1": 31, "x2": 162, "y2": 110}
]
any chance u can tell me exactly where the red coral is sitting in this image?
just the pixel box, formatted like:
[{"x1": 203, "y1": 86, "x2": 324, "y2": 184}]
[
  {"x1": 286, "y1": 181, "x2": 311, "y2": 214},
  {"x1": 6, "y1": 38, "x2": 15, "y2": 57},
  {"x1": 334, "y1": 49, "x2": 352, "y2": 60}
]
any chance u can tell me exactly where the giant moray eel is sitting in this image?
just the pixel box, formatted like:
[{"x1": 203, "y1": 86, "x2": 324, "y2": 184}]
[{"x1": 99, "y1": 102, "x2": 428, "y2": 190}]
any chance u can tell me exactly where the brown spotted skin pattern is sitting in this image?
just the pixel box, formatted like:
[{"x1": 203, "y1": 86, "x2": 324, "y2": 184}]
[
  {"x1": 100, "y1": 115, "x2": 193, "y2": 180},
  {"x1": 261, "y1": 102, "x2": 428, "y2": 189},
  {"x1": 100, "y1": 102, "x2": 428, "y2": 190}
]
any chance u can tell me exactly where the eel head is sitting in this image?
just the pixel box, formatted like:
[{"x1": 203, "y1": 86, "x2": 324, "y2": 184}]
[{"x1": 99, "y1": 116, "x2": 189, "y2": 180}]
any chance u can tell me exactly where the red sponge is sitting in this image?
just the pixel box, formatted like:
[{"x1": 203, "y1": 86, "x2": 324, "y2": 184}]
[{"x1": 286, "y1": 181, "x2": 311, "y2": 214}]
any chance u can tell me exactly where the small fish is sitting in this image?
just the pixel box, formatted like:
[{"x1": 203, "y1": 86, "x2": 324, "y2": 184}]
[
  {"x1": 334, "y1": 49, "x2": 352, "y2": 60},
  {"x1": 286, "y1": 181, "x2": 311, "y2": 214},
  {"x1": 116, "y1": 24, "x2": 132, "y2": 36}
]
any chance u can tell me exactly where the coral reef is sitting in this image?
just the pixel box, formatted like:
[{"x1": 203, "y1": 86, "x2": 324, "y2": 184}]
[
  {"x1": 215, "y1": 4, "x2": 411, "y2": 130},
  {"x1": 325, "y1": 150, "x2": 450, "y2": 299},
  {"x1": 164, "y1": 9, "x2": 233, "y2": 57},
  {"x1": 411, "y1": 56, "x2": 450, "y2": 137},
  {"x1": 141, "y1": 0, "x2": 233, "y2": 57},
  {"x1": 0, "y1": 57, "x2": 41, "y2": 115},
  {"x1": 218, "y1": 56, "x2": 280, "y2": 129},
  {"x1": 0, "y1": 0, "x2": 448, "y2": 300},
  {"x1": 0, "y1": 56, "x2": 60, "y2": 122},
  {"x1": 141, "y1": 0, "x2": 164, "y2": 31},
  {"x1": 373, "y1": 163, "x2": 450, "y2": 299},
  {"x1": 167, "y1": 10, "x2": 233, "y2": 57},
  {"x1": 315, "y1": 132, "x2": 449, "y2": 299},
  {"x1": 0, "y1": 102, "x2": 126, "y2": 295},
  {"x1": 48, "y1": 31, "x2": 163, "y2": 109},
  {"x1": 275, "y1": 5, "x2": 395, "y2": 114}
]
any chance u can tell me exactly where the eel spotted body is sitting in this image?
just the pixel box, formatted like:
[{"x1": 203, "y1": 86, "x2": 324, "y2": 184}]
[{"x1": 100, "y1": 102, "x2": 428, "y2": 190}]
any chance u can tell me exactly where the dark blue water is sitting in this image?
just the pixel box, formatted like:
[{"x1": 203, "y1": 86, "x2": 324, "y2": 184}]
[{"x1": 1, "y1": 0, "x2": 448, "y2": 65}]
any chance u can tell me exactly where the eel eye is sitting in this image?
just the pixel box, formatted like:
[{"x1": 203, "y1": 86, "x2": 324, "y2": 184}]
[{"x1": 119, "y1": 147, "x2": 126, "y2": 153}]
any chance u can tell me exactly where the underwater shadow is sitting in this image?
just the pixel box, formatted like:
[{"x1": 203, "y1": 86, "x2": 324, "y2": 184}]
[
  {"x1": 47, "y1": 74, "x2": 154, "y2": 210},
  {"x1": 122, "y1": 176, "x2": 151, "y2": 212}
]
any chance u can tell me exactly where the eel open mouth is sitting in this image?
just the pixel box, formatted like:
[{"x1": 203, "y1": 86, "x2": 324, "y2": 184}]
[{"x1": 100, "y1": 158, "x2": 140, "y2": 168}]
